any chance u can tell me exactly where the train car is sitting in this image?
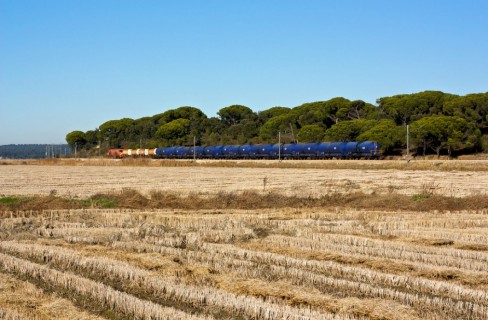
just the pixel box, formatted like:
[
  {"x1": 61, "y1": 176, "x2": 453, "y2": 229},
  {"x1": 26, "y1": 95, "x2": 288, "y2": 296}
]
[
  {"x1": 205, "y1": 145, "x2": 225, "y2": 158},
  {"x1": 317, "y1": 142, "x2": 332, "y2": 158},
  {"x1": 282, "y1": 143, "x2": 303, "y2": 158},
  {"x1": 328, "y1": 142, "x2": 346, "y2": 158},
  {"x1": 175, "y1": 146, "x2": 189, "y2": 158},
  {"x1": 185, "y1": 146, "x2": 204, "y2": 158},
  {"x1": 202, "y1": 146, "x2": 214, "y2": 158},
  {"x1": 239, "y1": 144, "x2": 259, "y2": 158},
  {"x1": 156, "y1": 146, "x2": 177, "y2": 158},
  {"x1": 139, "y1": 148, "x2": 156, "y2": 156},
  {"x1": 302, "y1": 143, "x2": 321, "y2": 158},
  {"x1": 110, "y1": 141, "x2": 381, "y2": 160},
  {"x1": 107, "y1": 148, "x2": 124, "y2": 158},
  {"x1": 344, "y1": 142, "x2": 360, "y2": 158},
  {"x1": 357, "y1": 141, "x2": 380, "y2": 158},
  {"x1": 148, "y1": 148, "x2": 157, "y2": 156},
  {"x1": 256, "y1": 144, "x2": 280, "y2": 158},
  {"x1": 222, "y1": 145, "x2": 240, "y2": 158}
]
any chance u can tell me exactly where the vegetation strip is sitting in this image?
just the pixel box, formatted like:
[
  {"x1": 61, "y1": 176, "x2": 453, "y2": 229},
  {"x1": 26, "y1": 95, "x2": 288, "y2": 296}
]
[
  {"x1": 1, "y1": 189, "x2": 488, "y2": 212},
  {"x1": 5, "y1": 157, "x2": 488, "y2": 172}
]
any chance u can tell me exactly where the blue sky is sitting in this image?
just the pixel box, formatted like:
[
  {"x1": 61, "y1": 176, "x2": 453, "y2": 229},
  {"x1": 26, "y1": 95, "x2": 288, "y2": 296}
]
[{"x1": 1, "y1": 0, "x2": 487, "y2": 144}]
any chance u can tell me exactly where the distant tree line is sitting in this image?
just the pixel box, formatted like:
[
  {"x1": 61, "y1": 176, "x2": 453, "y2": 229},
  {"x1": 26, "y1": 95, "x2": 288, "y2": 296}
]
[
  {"x1": 66, "y1": 91, "x2": 488, "y2": 157},
  {"x1": 0, "y1": 144, "x2": 71, "y2": 159}
]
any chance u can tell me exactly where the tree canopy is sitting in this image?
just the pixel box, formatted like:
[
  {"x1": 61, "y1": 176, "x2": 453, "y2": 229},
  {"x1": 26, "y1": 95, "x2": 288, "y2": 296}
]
[
  {"x1": 324, "y1": 119, "x2": 377, "y2": 142},
  {"x1": 410, "y1": 115, "x2": 480, "y2": 157},
  {"x1": 357, "y1": 120, "x2": 405, "y2": 154},
  {"x1": 297, "y1": 125, "x2": 325, "y2": 143},
  {"x1": 65, "y1": 131, "x2": 86, "y2": 148},
  {"x1": 217, "y1": 105, "x2": 255, "y2": 125},
  {"x1": 66, "y1": 91, "x2": 488, "y2": 157}
]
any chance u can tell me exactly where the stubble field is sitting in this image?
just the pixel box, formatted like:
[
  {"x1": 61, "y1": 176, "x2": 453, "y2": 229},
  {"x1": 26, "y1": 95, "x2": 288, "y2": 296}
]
[
  {"x1": 1, "y1": 160, "x2": 488, "y2": 198},
  {"x1": 0, "y1": 159, "x2": 487, "y2": 319}
]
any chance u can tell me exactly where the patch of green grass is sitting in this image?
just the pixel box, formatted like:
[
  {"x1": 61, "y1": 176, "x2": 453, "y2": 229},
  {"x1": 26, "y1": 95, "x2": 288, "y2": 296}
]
[
  {"x1": 411, "y1": 193, "x2": 430, "y2": 201},
  {"x1": 0, "y1": 197, "x2": 20, "y2": 204}
]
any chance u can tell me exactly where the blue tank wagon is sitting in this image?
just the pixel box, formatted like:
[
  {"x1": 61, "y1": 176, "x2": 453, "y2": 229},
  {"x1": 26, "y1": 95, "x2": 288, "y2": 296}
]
[{"x1": 110, "y1": 141, "x2": 381, "y2": 160}]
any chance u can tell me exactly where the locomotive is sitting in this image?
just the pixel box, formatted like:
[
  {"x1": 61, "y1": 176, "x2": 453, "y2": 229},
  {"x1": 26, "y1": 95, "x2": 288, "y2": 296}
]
[{"x1": 107, "y1": 141, "x2": 380, "y2": 159}]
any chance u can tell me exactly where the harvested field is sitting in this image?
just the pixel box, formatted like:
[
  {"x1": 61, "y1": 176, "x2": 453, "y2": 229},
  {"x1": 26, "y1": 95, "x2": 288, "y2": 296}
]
[
  {"x1": 1, "y1": 208, "x2": 488, "y2": 319},
  {"x1": 0, "y1": 271, "x2": 103, "y2": 320},
  {"x1": 0, "y1": 161, "x2": 487, "y2": 319},
  {"x1": 1, "y1": 162, "x2": 488, "y2": 198}
]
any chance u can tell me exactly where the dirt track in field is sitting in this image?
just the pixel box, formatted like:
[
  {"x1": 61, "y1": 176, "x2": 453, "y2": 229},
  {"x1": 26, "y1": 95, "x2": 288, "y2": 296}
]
[{"x1": 1, "y1": 163, "x2": 487, "y2": 198}]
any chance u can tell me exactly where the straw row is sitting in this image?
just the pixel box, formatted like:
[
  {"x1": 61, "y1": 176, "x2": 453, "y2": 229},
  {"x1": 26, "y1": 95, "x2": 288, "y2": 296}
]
[
  {"x1": 267, "y1": 234, "x2": 488, "y2": 271},
  {"x1": 0, "y1": 252, "x2": 211, "y2": 320},
  {"x1": 0, "y1": 241, "x2": 344, "y2": 320},
  {"x1": 109, "y1": 240, "x2": 488, "y2": 318}
]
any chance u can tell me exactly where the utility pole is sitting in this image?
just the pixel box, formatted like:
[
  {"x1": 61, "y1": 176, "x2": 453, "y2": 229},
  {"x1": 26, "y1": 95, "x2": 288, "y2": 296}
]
[
  {"x1": 193, "y1": 136, "x2": 196, "y2": 161},
  {"x1": 406, "y1": 125, "x2": 410, "y2": 163},
  {"x1": 278, "y1": 131, "x2": 281, "y2": 161}
]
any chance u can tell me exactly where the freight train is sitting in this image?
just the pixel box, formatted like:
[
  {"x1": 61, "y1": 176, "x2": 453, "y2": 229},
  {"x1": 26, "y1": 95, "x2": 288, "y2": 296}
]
[{"x1": 107, "y1": 141, "x2": 381, "y2": 159}]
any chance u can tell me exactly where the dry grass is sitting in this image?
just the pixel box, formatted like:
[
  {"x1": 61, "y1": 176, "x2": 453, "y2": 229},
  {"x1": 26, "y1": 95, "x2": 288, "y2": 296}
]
[
  {"x1": 0, "y1": 272, "x2": 103, "y2": 320},
  {"x1": 1, "y1": 160, "x2": 487, "y2": 319},
  {"x1": 2, "y1": 162, "x2": 488, "y2": 199},
  {"x1": 2, "y1": 157, "x2": 488, "y2": 171},
  {"x1": 1, "y1": 207, "x2": 488, "y2": 319},
  {"x1": 1, "y1": 188, "x2": 488, "y2": 213}
]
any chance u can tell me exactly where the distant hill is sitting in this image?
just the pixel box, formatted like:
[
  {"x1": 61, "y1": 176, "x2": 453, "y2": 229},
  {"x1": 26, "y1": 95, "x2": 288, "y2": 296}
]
[{"x1": 0, "y1": 144, "x2": 72, "y2": 159}]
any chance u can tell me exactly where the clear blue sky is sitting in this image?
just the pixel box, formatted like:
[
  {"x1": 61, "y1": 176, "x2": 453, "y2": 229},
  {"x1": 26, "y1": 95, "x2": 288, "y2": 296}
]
[{"x1": 1, "y1": 0, "x2": 487, "y2": 144}]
